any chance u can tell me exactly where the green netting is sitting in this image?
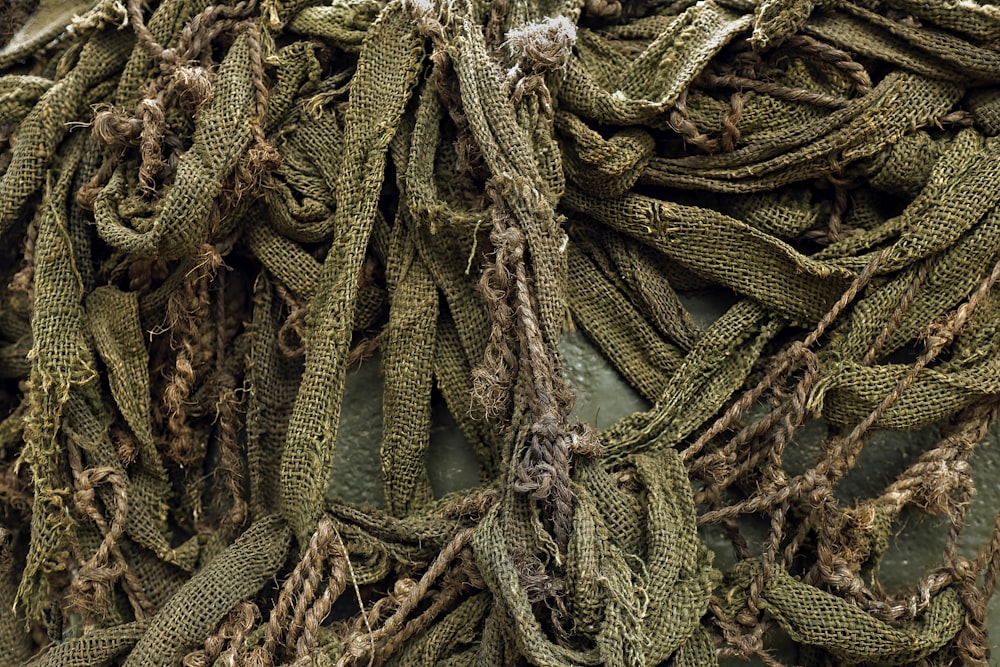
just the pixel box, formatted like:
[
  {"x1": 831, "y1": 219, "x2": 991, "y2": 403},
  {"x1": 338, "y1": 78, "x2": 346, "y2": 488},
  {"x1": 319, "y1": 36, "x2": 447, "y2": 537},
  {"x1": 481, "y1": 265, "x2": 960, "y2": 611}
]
[{"x1": 0, "y1": 0, "x2": 999, "y2": 665}]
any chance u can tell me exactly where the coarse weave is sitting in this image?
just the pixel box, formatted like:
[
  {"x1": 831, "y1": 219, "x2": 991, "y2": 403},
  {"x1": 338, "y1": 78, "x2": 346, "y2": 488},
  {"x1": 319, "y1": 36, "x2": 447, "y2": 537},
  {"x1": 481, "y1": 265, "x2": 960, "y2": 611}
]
[{"x1": 0, "y1": 0, "x2": 999, "y2": 665}]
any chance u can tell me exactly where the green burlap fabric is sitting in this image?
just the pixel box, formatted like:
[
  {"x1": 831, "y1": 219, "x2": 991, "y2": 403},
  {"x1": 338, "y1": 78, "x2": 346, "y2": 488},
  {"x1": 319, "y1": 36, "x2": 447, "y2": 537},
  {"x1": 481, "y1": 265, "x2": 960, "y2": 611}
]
[{"x1": 0, "y1": 0, "x2": 999, "y2": 665}]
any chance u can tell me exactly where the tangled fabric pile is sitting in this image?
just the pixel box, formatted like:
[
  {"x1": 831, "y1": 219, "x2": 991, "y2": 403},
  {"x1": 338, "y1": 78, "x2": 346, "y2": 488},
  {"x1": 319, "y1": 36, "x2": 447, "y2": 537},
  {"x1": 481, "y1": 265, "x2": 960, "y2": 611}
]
[{"x1": 1, "y1": 0, "x2": 1000, "y2": 664}]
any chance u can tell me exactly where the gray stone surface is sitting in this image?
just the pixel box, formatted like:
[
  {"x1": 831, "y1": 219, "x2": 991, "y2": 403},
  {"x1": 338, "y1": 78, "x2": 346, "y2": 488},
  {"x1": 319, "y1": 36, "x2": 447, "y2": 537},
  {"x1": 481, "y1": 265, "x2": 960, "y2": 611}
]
[{"x1": 327, "y1": 357, "x2": 386, "y2": 508}]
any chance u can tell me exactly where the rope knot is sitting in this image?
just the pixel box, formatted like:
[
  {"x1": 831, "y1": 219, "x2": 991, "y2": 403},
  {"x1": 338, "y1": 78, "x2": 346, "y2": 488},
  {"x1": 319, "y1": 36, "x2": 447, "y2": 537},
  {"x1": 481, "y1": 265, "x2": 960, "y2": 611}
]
[
  {"x1": 403, "y1": 0, "x2": 445, "y2": 42},
  {"x1": 567, "y1": 423, "x2": 601, "y2": 457},
  {"x1": 506, "y1": 16, "x2": 576, "y2": 73},
  {"x1": 172, "y1": 65, "x2": 215, "y2": 111},
  {"x1": 91, "y1": 103, "x2": 142, "y2": 148},
  {"x1": 922, "y1": 320, "x2": 955, "y2": 351}
]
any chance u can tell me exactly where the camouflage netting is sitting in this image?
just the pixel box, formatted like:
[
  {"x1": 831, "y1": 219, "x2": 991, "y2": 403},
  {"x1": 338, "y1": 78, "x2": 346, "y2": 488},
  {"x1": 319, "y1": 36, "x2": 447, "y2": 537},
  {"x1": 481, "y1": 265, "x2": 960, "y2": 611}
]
[{"x1": 0, "y1": 0, "x2": 999, "y2": 664}]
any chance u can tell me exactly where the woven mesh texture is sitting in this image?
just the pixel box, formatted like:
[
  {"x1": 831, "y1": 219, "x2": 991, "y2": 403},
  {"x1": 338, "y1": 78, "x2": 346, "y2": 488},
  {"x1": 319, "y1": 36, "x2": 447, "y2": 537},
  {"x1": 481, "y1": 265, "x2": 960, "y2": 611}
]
[{"x1": 0, "y1": 0, "x2": 999, "y2": 665}]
